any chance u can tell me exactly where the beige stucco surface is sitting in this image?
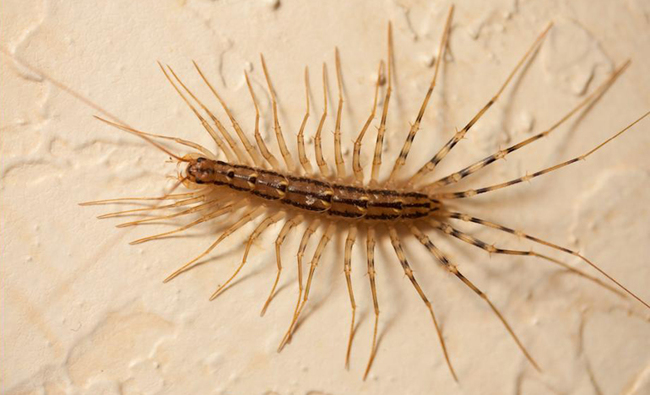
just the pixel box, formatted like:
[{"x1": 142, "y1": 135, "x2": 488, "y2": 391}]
[{"x1": 2, "y1": 0, "x2": 650, "y2": 394}]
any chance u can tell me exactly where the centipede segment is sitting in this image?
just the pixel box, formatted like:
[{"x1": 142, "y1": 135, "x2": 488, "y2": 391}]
[{"x1": 83, "y1": 5, "x2": 650, "y2": 382}]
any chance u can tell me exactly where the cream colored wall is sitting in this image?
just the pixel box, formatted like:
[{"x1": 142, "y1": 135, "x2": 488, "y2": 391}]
[{"x1": 2, "y1": 1, "x2": 649, "y2": 394}]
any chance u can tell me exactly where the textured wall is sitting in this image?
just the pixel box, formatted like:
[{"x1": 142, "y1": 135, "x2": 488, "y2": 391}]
[{"x1": 2, "y1": 0, "x2": 650, "y2": 394}]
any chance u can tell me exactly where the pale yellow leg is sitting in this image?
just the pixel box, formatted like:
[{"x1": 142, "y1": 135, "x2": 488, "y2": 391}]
[
  {"x1": 297, "y1": 67, "x2": 314, "y2": 175},
  {"x1": 260, "y1": 54, "x2": 296, "y2": 172},
  {"x1": 387, "y1": 6, "x2": 454, "y2": 184},
  {"x1": 209, "y1": 212, "x2": 284, "y2": 300},
  {"x1": 369, "y1": 23, "x2": 393, "y2": 186},
  {"x1": 343, "y1": 225, "x2": 358, "y2": 368},
  {"x1": 244, "y1": 71, "x2": 282, "y2": 171},
  {"x1": 261, "y1": 215, "x2": 304, "y2": 316},
  {"x1": 352, "y1": 61, "x2": 383, "y2": 184}
]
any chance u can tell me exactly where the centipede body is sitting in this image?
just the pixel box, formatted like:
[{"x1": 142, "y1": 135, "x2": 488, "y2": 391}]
[{"x1": 3, "y1": 1, "x2": 650, "y2": 393}]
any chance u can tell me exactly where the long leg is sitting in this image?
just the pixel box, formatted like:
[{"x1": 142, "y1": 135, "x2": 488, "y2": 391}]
[
  {"x1": 343, "y1": 225, "x2": 357, "y2": 368},
  {"x1": 261, "y1": 54, "x2": 296, "y2": 172},
  {"x1": 129, "y1": 201, "x2": 241, "y2": 245},
  {"x1": 353, "y1": 61, "x2": 383, "y2": 184},
  {"x1": 96, "y1": 196, "x2": 206, "y2": 219},
  {"x1": 278, "y1": 219, "x2": 321, "y2": 351},
  {"x1": 117, "y1": 198, "x2": 224, "y2": 228},
  {"x1": 281, "y1": 223, "x2": 336, "y2": 348},
  {"x1": 314, "y1": 63, "x2": 331, "y2": 178},
  {"x1": 191, "y1": 62, "x2": 263, "y2": 167},
  {"x1": 434, "y1": 111, "x2": 650, "y2": 200},
  {"x1": 407, "y1": 23, "x2": 552, "y2": 186},
  {"x1": 410, "y1": 225, "x2": 541, "y2": 371},
  {"x1": 244, "y1": 71, "x2": 282, "y2": 171},
  {"x1": 431, "y1": 217, "x2": 647, "y2": 307},
  {"x1": 297, "y1": 67, "x2": 314, "y2": 175},
  {"x1": 79, "y1": 191, "x2": 204, "y2": 206},
  {"x1": 388, "y1": 226, "x2": 458, "y2": 381},
  {"x1": 369, "y1": 23, "x2": 393, "y2": 186},
  {"x1": 363, "y1": 226, "x2": 380, "y2": 380},
  {"x1": 426, "y1": 60, "x2": 630, "y2": 190},
  {"x1": 209, "y1": 212, "x2": 284, "y2": 300},
  {"x1": 158, "y1": 64, "x2": 239, "y2": 163},
  {"x1": 333, "y1": 48, "x2": 346, "y2": 179},
  {"x1": 261, "y1": 215, "x2": 304, "y2": 316},
  {"x1": 162, "y1": 205, "x2": 262, "y2": 282},
  {"x1": 387, "y1": 5, "x2": 454, "y2": 184}
]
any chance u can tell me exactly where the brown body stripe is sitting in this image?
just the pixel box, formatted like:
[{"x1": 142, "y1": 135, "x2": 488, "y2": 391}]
[{"x1": 187, "y1": 158, "x2": 440, "y2": 221}]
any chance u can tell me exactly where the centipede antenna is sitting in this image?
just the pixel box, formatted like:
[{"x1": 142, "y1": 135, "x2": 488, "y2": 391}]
[{"x1": 93, "y1": 116, "x2": 187, "y2": 161}]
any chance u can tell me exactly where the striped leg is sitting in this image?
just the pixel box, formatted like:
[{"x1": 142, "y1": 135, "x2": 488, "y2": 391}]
[
  {"x1": 129, "y1": 201, "x2": 241, "y2": 245},
  {"x1": 314, "y1": 63, "x2": 331, "y2": 178},
  {"x1": 162, "y1": 205, "x2": 262, "y2": 282},
  {"x1": 209, "y1": 212, "x2": 284, "y2": 300},
  {"x1": 281, "y1": 223, "x2": 336, "y2": 347},
  {"x1": 260, "y1": 54, "x2": 296, "y2": 172},
  {"x1": 297, "y1": 67, "x2": 314, "y2": 175},
  {"x1": 116, "y1": 198, "x2": 224, "y2": 228},
  {"x1": 343, "y1": 225, "x2": 358, "y2": 368},
  {"x1": 369, "y1": 23, "x2": 393, "y2": 186},
  {"x1": 352, "y1": 61, "x2": 383, "y2": 184},
  {"x1": 278, "y1": 219, "x2": 321, "y2": 351},
  {"x1": 79, "y1": 191, "x2": 204, "y2": 206},
  {"x1": 388, "y1": 226, "x2": 458, "y2": 381},
  {"x1": 97, "y1": 196, "x2": 206, "y2": 219},
  {"x1": 261, "y1": 215, "x2": 303, "y2": 316},
  {"x1": 432, "y1": 217, "x2": 648, "y2": 308},
  {"x1": 158, "y1": 64, "x2": 241, "y2": 163},
  {"x1": 433, "y1": 111, "x2": 650, "y2": 200},
  {"x1": 244, "y1": 71, "x2": 282, "y2": 171},
  {"x1": 426, "y1": 61, "x2": 630, "y2": 190},
  {"x1": 387, "y1": 5, "x2": 454, "y2": 184},
  {"x1": 363, "y1": 226, "x2": 380, "y2": 380},
  {"x1": 334, "y1": 48, "x2": 346, "y2": 179},
  {"x1": 407, "y1": 23, "x2": 553, "y2": 186},
  {"x1": 410, "y1": 225, "x2": 541, "y2": 371},
  {"x1": 192, "y1": 61, "x2": 264, "y2": 167}
]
